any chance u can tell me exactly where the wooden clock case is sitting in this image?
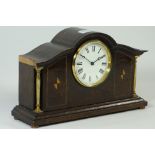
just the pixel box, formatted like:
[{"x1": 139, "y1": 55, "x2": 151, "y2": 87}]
[{"x1": 12, "y1": 27, "x2": 148, "y2": 127}]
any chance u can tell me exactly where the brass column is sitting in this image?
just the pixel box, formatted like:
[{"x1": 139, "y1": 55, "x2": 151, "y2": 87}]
[
  {"x1": 34, "y1": 67, "x2": 43, "y2": 113},
  {"x1": 133, "y1": 56, "x2": 138, "y2": 97}
]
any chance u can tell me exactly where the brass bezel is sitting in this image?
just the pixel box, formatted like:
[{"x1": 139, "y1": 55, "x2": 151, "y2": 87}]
[{"x1": 72, "y1": 40, "x2": 112, "y2": 88}]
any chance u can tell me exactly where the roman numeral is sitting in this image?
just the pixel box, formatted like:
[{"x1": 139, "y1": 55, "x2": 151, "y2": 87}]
[
  {"x1": 92, "y1": 46, "x2": 95, "y2": 52},
  {"x1": 99, "y1": 69, "x2": 104, "y2": 74},
  {"x1": 89, "y1": 76, "x2": 91, "y2": 82},
  {"x1": 98, "y1": 48, "x2": 101, "y2": 54},
  {"x1": 82, "y1": 73, "x2": 86, "y2": 80},
  {"x1": 102, "y1": 62, "x2": 107, "y2": 65},
  {"x1": 101, "y1": 55, "x2": 106, "y2": 59},
  {"x1": 85, "y1": 48, "x2": 89, "y2": 53},
  {"x1": 77, "y1": 62, "x2": 82, "y2": 65},
  {"x1": 78, "y1": 68, "x2": 83, "y2": 74}
]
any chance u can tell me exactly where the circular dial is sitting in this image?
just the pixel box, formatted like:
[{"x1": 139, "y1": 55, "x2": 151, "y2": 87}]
[{"x1": 72, "y1": 40, "x2": 112, "y2": 87}]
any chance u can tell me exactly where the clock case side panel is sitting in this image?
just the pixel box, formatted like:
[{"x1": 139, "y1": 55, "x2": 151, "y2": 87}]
[
  {"x1": 41, "y1": 56, "x2": 68, "y2": 111},
  {"x1": 18, "y1": 62, "x2": 36, "y2": 110},
  {"x1": 113, "y1": 44, "x2": 148, "y2": 100},
  {"x1": 113, "y1": 52, "x2": 135, "y2": 100}
]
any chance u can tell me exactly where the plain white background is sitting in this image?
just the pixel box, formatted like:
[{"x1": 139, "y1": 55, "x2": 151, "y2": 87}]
[{"x1": 0, "y1": 26, "x2": 154, "y2": 129}]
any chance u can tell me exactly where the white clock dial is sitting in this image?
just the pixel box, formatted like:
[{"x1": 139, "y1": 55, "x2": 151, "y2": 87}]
[{"x1": 72, "y1": 40, "x2": 112, "y2": 87}]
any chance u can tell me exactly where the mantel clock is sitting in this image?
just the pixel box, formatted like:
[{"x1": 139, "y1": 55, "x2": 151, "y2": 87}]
[{"x1": 12, "y1": 27, "x2": 148, "y2": 127}]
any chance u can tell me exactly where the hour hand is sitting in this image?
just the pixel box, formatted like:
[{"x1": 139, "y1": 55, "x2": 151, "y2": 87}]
[{"x1": 94, "y1": 55, "x2": 106, "y2": 63}]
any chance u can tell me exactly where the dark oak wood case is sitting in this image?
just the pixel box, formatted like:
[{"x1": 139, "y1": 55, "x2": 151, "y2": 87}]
[{"x1": 12, "y1": 27, "x2": 148, "y2": 127}]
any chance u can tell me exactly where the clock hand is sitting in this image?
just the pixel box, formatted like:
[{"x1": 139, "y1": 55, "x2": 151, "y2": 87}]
[
  {"x1": 94, "y1": 55, "x2": 106, "y2": 64},
  {"x1": 79, "y1": 54, "x2": 92, "y2": 64}
]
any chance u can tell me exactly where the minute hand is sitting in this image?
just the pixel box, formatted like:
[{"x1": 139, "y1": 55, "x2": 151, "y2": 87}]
[
  {"x1": 94, "y1": 55, "x2": 106, "y2": 63},
  {"x1": 80, "y1": 54, "x2": 91, "y2": 63}
]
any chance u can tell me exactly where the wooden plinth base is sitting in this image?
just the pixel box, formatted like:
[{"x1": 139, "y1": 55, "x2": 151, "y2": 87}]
[{"x1": 12, "y1": 97, "x2": 147, "y2": 128}]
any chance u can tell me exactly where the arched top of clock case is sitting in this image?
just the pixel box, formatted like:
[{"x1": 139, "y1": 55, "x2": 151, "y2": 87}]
[{"x1": 19, "y1": 27, "x2": 147, "y2": 67}]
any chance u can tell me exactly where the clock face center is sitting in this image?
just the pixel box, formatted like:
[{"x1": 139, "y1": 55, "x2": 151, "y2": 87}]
[
  {"x1": 72, "y1": 40, "x2": 112, "y2": 87},
  {"x1": 91, "y1": 62, "x2": 95, "y2": 66}
]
